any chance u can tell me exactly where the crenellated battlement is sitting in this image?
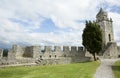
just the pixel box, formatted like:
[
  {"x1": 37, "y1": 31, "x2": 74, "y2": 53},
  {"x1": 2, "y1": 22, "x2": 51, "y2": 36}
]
[
  {"x1": 11, "y1": 45, "x2": 84, "y2": 54},
  {"x1": 54, "y1": 46, "x2": 61, "y2": 52},
  {"x1": 0, "y1": 49, "x2": 3, "y2": 59},
  {"x1": 0, "y1": 44, "x2": 87, "y2": 65},
  {"x1": 9, "y1": 45, "x2": 85, "y2": 57},
  {"x1": 4, "y1": 45, "x2": 85, "y2": 58},
  {"x1": 26, "y1": 46, "x2": 84, "y2": 53}
]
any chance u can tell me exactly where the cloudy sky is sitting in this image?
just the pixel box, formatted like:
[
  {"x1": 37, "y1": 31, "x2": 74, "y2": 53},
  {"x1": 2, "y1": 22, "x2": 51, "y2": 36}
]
[{"x1": 0, "y1": 0, "x2": 120, "y2": 48}]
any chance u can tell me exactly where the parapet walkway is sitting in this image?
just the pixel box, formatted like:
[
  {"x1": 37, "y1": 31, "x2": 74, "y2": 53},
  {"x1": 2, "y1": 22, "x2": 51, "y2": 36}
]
[
  {"x1": 0, "y1": 63, "x2": 37, "y2": 68},
  {"x1": 94, "y1": 59, "x2": 120, "y2": 78}
]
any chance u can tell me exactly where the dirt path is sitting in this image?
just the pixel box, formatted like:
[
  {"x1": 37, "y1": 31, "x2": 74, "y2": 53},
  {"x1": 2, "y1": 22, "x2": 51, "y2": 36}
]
[{"x1": 94, "y1": 59, "x2": 120, "y2": 78}]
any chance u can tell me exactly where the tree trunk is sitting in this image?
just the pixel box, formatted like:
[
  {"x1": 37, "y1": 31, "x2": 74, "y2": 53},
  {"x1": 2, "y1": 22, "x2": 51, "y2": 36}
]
[{"x1": 93, "y1": 53, "x2": 96, "y2": 61}]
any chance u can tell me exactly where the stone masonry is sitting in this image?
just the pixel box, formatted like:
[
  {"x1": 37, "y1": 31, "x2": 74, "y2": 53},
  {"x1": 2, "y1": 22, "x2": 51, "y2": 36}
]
[
  {"x1": 0, "y1": 45, "x2": 90, "y2": 65},
  {"x1": 85, "y1": 8, "x2": 120, "y2": 59},
  {"x1": 0, "y1": 49, "x2": 3, "y2": 59},
  {"x1": 95, "y1": 8, "x2": 120, "y2": 58}
]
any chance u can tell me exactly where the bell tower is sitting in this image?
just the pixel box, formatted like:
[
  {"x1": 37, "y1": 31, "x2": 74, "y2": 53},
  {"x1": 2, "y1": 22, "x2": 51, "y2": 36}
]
[{"x1": 96, "y1": 8, "x2": 114, "y2": 48}]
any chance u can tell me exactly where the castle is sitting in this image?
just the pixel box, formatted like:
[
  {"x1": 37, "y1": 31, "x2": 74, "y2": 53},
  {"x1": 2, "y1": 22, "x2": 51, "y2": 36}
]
[
  {"x1": 0, "y1": 45, "x2": 89, "y2": 65},
  {"x1": 0, "y1": 8, "x2": 120, "y2": 65},
  {"x1": 96, "y1": 8, "x2": 120, "y2": 58}
]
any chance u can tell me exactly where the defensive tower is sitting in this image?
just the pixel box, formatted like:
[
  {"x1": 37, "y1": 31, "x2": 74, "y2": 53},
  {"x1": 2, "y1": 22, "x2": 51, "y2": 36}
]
[{"x1": 96, "y1": 8, "x2": 114, "y2": 48}]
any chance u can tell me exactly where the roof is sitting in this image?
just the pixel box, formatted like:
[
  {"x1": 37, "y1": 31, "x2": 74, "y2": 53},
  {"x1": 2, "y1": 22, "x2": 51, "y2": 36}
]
[{"x1": 96, "y1": 8, "x2": 107, "y2": 17}]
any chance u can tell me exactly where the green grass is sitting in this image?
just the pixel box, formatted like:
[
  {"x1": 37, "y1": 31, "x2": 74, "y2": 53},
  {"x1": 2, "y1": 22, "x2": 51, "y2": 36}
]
[
  {"x1": 112, "y1": 61, "x2": 120, "y2": 78},
  {"x1": 0, "y1": 62, "x2": 99, "y2": 78}
]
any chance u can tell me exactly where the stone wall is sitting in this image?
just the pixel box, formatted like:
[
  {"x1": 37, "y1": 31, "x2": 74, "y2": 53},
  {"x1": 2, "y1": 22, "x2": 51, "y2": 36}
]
[
  {"x1": 96, "y1": 8, "x2": 114, "y2": 49},
  {"x1": 93, "y1": 8, "x2": 120, "y2": 59},
  {"x1": 78, "y1": 47, "x2": 85, "y2": 57},
  {"x1": 0, "y1": 45, "x2": 89, "y2": 65},
  {"x1": 13, "y1": 45, "x2": 25, "y2": 58},
  {"x1": 34, "y1": 46, "x2": 87, "y2": 65},
  {"x1": 32, "y1": 46, "x2": 41, "y2": 59},
  {"x1": 24, "y1": 46, "x2": 33, "y2": 57},
  {"x1": 102, "y1": 42, "x2": 118, "y2": 58},
  {"x1": 0, "y1": 49, "x2": 3, "y2": 59},
  {"x1": 117, "y1": 46, "x2": 120, "y2": 57},
  {"x1": 38, "y1": 46, "x2": 85, "y2": 60},
  {"x1": 36, "y1": 57, "x2": 90, "y2": 65},
  {"x1": 7, "y1": 46, "x2": 17, "y2": 64}
]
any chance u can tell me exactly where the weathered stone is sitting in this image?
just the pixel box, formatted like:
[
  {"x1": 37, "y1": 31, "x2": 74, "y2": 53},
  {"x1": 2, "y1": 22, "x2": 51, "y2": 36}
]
[
  {"x1": 78, "y1": 47, "x2": 84, "y2": 52},
  {"x1": 71, "y1": 46, "x2": 77, "y2": 52},
  {"x1": 32, "y1": 46, "x2": 41, "y2": 59},
  {"x1": 45, "y1": 46, "x2": 52, "y2": 52},
  {"x1": 0, "y1": 49, "x2": 3, "y2": 59},
  {"x1": 1, "y1": 45, "x2": 89, "y2": 65},
  {"x1": 63, "y1": 46, "x2": 69, "y2": 52},
  {"x1": 24, "y1": 46, "x2": 33, "y2": 57},
  {"x1": 96, "y1": 8, "x2": 119, "y2": 58},
  {"x1": 96, "y1": 8, "x2": 114, "y2": 49},
  {"x1": 54, "y1": 46, "x2": 61, "y2": 52}
]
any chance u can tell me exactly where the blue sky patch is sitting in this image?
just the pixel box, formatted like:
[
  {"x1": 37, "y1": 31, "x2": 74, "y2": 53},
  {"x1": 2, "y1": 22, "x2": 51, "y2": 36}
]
[
  {"x1": 110, "y1": 5, "x2": 120, "y2": 13},
  {"x1": 75, "y1": 20, "x2": 85, "y2": 23},
  {"x1": 9, "y1": 18, "x2": 31, "y2": 26},
  {"x1": 38, "y1": 18, "x2": 58, "y2": 33},
  {"x1": 34, "y1": 18, "x2": 73, "y2": 34}
]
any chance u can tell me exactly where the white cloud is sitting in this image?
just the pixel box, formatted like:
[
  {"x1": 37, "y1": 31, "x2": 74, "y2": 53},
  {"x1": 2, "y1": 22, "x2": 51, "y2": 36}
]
[
  {"x1": 0, "y1": 0, "x2": 101, "y2": 28},
  {"x1": 0, "y1": 0, "x2": 120, "y2": 48}
]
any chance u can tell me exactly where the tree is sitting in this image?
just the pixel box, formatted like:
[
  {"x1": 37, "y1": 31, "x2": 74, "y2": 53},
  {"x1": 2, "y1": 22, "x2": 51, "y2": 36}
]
[{"x1": 82, "y1": 21, "x2": 102, "y2": 61}]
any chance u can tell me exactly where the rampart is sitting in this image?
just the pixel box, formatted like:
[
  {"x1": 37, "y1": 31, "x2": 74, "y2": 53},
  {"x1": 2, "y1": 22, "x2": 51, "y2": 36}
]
[
  {"x1": 102, "y1": 42, "x2": 118, "y2": 58},
  {"x1": 0, "y1": 49, "x2": 3, "y2": 59},
  {"x1": 0, "y1": 45, "x2": 90, "y2": 65},
  {"x1": 117, "y1": 46, "x2": 120, "y2": 57}
]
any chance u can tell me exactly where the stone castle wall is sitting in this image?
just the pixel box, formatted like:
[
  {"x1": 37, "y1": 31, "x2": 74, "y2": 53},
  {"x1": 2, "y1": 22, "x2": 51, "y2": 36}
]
[
  {"x1": 0, "y1": 49, "x2": 3, "y2": 59},
  {"x1": 117, "y1": 46, "x2": 120, "y2": 56},
  {"x1": 84, "y1": 42, "x2": 120, "y2": 59},
  {"x1": 0, "y1": 45, "x2": 89, "y2": 65},
  {"x1": 102, "y1": 42, "x2": 118, "y2": 58}
]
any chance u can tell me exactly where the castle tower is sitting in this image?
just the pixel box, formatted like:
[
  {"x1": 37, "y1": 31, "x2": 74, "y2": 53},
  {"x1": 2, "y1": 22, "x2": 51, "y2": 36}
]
[{"x1": 96, "y1": 8, "x2": 114, "y2": 48}]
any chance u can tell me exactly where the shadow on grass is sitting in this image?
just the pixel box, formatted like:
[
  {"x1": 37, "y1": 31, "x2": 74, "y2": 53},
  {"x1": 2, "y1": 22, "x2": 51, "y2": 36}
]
[{"x1": 112, "y1": 66, "x2": 120, "y2": 71}]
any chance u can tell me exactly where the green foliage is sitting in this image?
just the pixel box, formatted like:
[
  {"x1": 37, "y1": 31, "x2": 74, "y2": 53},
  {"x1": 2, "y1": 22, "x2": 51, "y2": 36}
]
[
  {"x1": 112, "y1": 61, "x2": 120, "y2": 78},
  {"x1": 82, "y1": 21, "x2": 102, "y2": 60},
  {"x1": 0, "y1": 62, "x2": 99, "y2": 78}
]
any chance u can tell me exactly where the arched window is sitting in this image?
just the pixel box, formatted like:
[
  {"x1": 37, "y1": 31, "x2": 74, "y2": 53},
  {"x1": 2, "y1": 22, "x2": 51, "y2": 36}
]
[{"x1": 109, "y1": 34, "x2": 111, "y2": 41}]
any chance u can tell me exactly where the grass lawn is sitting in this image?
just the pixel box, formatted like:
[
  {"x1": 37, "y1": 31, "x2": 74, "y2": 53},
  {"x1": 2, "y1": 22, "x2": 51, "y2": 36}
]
[
  {"x1": 112, "y1": 61, "x2": 120, "y2": 78},
  {"x1": 0, "y1": 61, "x2": 99, "y2": 78}
]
